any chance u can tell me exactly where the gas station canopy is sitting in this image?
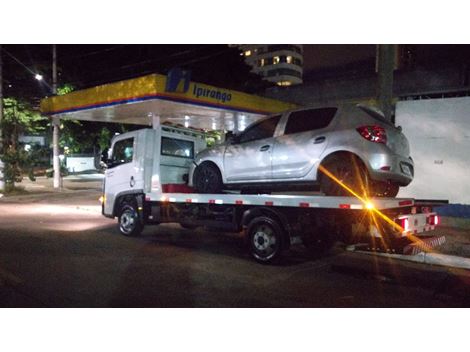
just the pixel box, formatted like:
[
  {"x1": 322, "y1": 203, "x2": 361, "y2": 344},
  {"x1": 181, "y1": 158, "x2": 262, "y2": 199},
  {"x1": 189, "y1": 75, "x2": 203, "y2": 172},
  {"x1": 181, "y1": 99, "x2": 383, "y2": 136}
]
[{"x1": 40, "y1": 73, "x2": 298, "y2": 131}]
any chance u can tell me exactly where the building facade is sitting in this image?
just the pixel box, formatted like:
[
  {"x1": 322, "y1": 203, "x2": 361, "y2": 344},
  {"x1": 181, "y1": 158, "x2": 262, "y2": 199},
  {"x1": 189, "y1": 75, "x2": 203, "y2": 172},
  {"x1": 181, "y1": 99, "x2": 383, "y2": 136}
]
[{"x1": 236, "y1": 45, "x2": 303, "y2": 86}]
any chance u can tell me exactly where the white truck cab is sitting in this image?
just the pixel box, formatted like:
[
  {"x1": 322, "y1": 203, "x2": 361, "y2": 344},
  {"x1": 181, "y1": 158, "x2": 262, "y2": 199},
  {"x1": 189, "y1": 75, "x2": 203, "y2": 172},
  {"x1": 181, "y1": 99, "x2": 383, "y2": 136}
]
[{"x1": 102, "y1": 125, "x2": 207, "y2": 217}]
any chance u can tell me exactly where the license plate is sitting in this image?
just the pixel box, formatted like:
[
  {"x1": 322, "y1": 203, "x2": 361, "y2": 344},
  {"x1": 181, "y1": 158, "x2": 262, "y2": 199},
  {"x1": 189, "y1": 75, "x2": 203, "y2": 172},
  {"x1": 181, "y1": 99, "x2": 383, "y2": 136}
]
[{"x1": 401, "y1": 164, "x2": 412, "y2": 176}]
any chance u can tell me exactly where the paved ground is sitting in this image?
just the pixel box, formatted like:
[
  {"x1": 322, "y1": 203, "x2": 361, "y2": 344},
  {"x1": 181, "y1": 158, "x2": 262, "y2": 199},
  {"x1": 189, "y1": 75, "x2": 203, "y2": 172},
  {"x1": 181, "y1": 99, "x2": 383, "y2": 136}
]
[{"x1": 1, "y1": 185, "x2": 470, "y2": 307}]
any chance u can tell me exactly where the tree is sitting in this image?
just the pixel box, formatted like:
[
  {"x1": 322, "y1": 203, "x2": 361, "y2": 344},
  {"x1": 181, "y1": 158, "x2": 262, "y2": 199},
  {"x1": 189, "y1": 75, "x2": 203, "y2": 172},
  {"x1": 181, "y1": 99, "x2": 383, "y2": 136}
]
[
  {"x1": 0, "y1": 97, "x2": 48, "y2": 189},
  {"x1": 55, "y1": 84, "x2": 126, "y2": 158}
]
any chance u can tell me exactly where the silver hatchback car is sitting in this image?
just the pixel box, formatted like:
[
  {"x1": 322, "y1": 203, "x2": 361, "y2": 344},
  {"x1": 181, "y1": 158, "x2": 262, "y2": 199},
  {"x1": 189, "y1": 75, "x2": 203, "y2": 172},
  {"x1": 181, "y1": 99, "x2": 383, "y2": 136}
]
[{"x1": 189, "y1": 104, "x2": 414, "y2": 197}]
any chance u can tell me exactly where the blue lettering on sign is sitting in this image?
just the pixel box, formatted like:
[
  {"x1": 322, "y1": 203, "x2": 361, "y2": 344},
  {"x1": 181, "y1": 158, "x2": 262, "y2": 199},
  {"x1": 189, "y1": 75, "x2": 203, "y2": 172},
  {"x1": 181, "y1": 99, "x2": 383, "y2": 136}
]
[{"x1": 192, "y1": 84, "x2": 232, "y2": 103}]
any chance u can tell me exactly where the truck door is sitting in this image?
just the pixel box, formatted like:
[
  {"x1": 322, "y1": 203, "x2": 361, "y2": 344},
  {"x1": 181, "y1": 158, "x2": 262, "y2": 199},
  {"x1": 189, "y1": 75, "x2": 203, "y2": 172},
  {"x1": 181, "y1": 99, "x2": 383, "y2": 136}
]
[
  {"x1": 224, "y1": 115, "x2": 281, "y2": 182},
  {"x1": 103, "y1": 133, "x2": 143, "y2": 216}
]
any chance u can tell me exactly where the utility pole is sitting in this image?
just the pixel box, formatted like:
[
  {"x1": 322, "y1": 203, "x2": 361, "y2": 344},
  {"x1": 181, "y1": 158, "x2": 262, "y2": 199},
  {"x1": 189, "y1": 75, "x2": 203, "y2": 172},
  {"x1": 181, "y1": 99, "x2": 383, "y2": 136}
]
[
  {"x1": 0, "y1": 44, "x2": 4, "y2": 192},
  {"x1": 52, "y1": 44, "x2": 60, "y2": 189},
  {"x1": 376, "y1": 44, "x2": 397, "y2": 123}
]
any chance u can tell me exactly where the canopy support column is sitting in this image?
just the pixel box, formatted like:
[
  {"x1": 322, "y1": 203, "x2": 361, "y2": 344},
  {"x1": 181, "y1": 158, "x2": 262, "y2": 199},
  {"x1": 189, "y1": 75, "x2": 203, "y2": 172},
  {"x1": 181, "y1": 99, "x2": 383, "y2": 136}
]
[
  {"x1": 233, "y1": 113, "x2": 240, "y2": 133},
  {"x1": 151, "y1": 114, "x2": 160, "y2": 129},
  {"x1": 52, "y1": 116, "x2": 61, "y2": 189}
]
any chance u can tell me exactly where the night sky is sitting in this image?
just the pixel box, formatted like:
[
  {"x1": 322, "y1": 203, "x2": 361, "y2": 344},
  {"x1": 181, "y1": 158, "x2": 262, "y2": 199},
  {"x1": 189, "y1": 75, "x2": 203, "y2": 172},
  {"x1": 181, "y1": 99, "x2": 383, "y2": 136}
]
[{"x1": 2, "y1": 44, "x2": 470, "y2": 106}]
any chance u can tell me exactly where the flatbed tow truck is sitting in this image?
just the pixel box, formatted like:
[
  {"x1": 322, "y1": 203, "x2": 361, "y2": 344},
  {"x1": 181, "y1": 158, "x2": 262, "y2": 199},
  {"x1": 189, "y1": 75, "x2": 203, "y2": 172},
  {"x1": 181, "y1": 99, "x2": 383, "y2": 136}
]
[
  {"x1": 100, "y1": 126, "x2": 446, "y2": 264},
  {"x1": 40, "y1": 73, "x2": 447, "y2": 264}
]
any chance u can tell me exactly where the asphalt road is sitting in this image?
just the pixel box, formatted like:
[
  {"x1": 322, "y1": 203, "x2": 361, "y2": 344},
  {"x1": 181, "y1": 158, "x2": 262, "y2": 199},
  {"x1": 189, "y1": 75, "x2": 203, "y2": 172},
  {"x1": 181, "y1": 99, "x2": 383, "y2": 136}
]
[{"x1": 1, "y1": 190, "x2": 470, "y2": 307}]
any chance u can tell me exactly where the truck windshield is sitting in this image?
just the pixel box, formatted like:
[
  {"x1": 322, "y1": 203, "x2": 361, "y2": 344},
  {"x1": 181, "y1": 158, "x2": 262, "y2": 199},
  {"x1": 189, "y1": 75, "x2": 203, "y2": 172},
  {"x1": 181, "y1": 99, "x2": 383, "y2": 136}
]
[{"x1": 109, "y1": 137, "x2": 134, "y2": 167}]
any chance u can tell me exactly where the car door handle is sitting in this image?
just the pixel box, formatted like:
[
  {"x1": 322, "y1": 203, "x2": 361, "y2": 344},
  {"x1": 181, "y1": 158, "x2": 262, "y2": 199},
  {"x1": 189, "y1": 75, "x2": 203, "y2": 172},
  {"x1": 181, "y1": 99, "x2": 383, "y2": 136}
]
[
  {"x1": 260, "y1": 145, "x2": 270, "y2": 151},
  {"x1": 130, "y1": 176, "x2": 135, "y2": 187},
  {"x1": 314, "y1": 136, "x2": 326, "y2": 144}
]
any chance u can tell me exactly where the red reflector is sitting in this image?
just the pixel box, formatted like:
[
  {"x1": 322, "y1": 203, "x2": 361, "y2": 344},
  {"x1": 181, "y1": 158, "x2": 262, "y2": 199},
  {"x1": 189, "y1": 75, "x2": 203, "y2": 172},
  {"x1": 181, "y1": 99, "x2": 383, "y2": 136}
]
[
  {"x1": 235, "y1": 200, "x2": 243, "y2": 205},
  {"x1": 299, "y1": 202, "x2": 310, "y2": 208},
  {"x1": 339, "y1": 204, "x2": 350, "y2": 209},
  {"x1": 185, "y1": 199, "x2": 192, "y2": 203},
  {"x1": 399, "y1": 218, "x2": 409, "y2": 231},
  {"x1": 428, "y1": 215, "x2": 440, "y2": 225},
  {"x1": 380, "y1": 166, "x2": 391, "y2": 171},
  {"x1": 265, "y1": 201, "x2": 274, "y2": 206},
  {"x1": 145, "y1": 196, "x2": 151, "y2": 201},
  {"x1": 399, "y1": 200, "x2": 413, "y2": 206},
  {"x1": 208, "y1": 199, "x2": 215, "y2": 204}
]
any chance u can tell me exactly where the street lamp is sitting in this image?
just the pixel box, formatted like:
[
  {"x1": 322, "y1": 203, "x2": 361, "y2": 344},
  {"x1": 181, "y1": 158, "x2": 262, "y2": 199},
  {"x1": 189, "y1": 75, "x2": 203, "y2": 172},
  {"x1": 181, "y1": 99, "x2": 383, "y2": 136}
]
[{"x1": 35, "y1": 73, "x2": 43, "y2": 81}]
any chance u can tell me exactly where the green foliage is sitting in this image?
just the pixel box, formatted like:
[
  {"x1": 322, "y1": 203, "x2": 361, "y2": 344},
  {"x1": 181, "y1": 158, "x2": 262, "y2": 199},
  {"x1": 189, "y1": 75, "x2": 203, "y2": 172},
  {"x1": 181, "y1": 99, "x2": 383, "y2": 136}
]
[
  {"x1": 57, "y1": 83, "x2": 75, "y2": 96},
  {"x1": 0, "y1": 97, "x2": 49, "y2": 186},
  {"x1": 60, "y1": 120, "x2": 129, "y2": 155},
  {"x1": 205, "y1": 130, "x2": 223, "y2": 147},
  {"x1": 1, "y1": 98, "x2": 47, "y2": 144},
  {"x1": 1, "y1": 148, "x2": 25, "y2": 185}
]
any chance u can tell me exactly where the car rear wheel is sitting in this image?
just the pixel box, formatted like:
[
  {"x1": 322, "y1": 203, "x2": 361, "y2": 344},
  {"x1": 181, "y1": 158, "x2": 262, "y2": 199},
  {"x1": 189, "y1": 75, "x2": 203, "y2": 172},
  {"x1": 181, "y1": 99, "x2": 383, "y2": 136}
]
[
  {"x1": 319, "y1": 154, "x2": 370, "y2": 197},
  {"x1": 193, "y1": 162, "x2": 223, "y2": 194}
]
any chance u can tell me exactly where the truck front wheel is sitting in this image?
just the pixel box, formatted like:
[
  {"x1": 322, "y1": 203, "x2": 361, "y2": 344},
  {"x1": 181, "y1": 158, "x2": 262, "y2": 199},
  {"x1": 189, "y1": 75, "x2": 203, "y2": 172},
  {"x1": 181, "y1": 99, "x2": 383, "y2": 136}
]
[{"x1": 118, "y1": 204, "x2": 143, "y2": 237}]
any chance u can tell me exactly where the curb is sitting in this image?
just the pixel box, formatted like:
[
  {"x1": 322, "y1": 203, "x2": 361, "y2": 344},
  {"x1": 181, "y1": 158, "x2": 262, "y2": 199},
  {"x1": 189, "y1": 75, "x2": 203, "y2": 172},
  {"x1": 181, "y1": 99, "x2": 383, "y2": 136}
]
[{"x1": 347, "y1": 246, "x2": 470, "y2": 270}]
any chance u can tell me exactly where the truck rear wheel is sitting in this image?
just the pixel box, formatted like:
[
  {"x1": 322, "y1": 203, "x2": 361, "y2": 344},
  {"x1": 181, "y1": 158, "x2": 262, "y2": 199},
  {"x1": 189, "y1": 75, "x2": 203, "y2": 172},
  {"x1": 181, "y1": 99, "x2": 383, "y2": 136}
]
[
  {"x1": 118, "y1": 204, "x2": 143, "y2": 237},
  {"x1": 247, "y1": 216, "x2": 286, "y2": 264}
]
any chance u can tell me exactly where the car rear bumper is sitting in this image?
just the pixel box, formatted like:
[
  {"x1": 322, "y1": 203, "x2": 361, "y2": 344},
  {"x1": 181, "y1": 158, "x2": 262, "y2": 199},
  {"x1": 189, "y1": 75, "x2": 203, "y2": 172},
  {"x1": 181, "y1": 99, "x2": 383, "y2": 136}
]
[{"x1": 366, "y1": 152, "x2": 414, "y2": 186}]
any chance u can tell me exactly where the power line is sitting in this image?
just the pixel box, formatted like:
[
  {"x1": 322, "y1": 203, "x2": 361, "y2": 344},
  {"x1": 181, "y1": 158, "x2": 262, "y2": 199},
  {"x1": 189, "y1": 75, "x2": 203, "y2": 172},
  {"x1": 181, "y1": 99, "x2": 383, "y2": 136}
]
[
  {"x1": 0, "y1": 47, "x2": 53, "y2": 92},
  {"x1": 0, "y1": 47, "x2": 37, "y2": 76},
  {"x1": 63, "y1": 46, "x2": 230, "y2": 88}
]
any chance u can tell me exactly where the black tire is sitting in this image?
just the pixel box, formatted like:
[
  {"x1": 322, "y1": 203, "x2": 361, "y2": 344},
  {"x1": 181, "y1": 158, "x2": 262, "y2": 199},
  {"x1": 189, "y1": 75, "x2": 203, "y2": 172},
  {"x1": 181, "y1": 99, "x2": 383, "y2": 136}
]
[
  {"x1": 319, "y1": 154, "x2": 370, "y2": 197},
  {"x1": 193, "y1": 162, "x2": 223, "y2": 194},
  {"x1": 118, "y1": 204, "x2": 143, "y2": 237},
  {"x1": 247, "y1": 216, "x2": 286, "y2": 264}
]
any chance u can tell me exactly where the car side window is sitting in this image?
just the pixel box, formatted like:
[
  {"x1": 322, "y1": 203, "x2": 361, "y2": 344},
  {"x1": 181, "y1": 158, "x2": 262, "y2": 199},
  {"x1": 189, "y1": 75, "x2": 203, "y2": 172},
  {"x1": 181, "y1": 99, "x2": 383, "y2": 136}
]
[
  {"x1": 239, "y1": 115, "x2": 281, "y2": 144},
  {"x1": 109, "y1": 138, "x2": 134, "y2": 168},
  {"x1": 284, "y1": 108, "x2": 337, "y2": 135}
]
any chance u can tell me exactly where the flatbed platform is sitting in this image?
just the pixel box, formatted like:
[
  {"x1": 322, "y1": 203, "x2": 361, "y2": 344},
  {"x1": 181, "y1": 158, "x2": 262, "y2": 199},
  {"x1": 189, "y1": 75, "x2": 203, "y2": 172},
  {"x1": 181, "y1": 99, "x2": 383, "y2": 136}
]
[{"x1": 149, "y1": 192, "x2": 416, "y2": 210}]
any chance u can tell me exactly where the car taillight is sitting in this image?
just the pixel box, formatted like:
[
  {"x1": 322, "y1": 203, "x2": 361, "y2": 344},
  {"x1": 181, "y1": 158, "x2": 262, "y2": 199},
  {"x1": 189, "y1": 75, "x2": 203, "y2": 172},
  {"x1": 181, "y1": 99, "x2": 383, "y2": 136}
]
[{"x1": 356, "y1": 125, "x2": 387, "y2": 144}]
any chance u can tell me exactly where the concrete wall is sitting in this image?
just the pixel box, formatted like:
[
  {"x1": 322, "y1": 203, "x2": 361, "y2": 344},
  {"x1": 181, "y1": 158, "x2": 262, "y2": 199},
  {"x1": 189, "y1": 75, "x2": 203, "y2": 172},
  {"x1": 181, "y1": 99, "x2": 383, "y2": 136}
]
[
  {"x1": 66, "y1": 157, "x2": 96, "y2": 173},
  {"x1": 264, "y1": 66, "x2": 468, "y2": 106},
  {"x1": 396, "y1": 97, "x2": 470, "y2": 204}
]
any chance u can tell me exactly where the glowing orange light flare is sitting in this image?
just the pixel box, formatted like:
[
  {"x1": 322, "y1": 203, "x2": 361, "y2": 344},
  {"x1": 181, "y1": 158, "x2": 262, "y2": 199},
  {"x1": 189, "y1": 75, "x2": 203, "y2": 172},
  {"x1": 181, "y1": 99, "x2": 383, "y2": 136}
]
[{"x1": 318, "y1": 164, "x2": 433, "y2": 252}]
